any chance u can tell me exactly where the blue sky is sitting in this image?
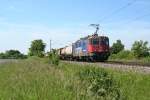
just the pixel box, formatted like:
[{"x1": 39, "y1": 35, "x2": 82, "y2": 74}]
[{"x1": 0, "y1": 0, "x2": 150, "y2": 54}]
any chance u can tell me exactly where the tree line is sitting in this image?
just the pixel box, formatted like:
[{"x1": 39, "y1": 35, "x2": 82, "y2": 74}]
[
  {"x1": 0, "y1": 39, "x2": 150, "y2": 60},
  {"x1": 110, "y1": 40, "x2": 150, "y2": 60},
  {"x1": 0, "y1": 50, "x2": 27, "y2": 59}
]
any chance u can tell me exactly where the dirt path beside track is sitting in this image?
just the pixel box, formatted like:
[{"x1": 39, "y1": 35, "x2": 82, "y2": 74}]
[{"x1": 0, "y1": 59, "x2": 18, "y2": 64}]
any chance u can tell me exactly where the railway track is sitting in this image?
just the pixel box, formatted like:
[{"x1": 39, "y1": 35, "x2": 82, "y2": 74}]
[
  {"x1": 64, "y1": 60, "x2": 150, "y2": 74},
  {"x1": 105, "y1": 60, "x2": 150, "y2": 67}
]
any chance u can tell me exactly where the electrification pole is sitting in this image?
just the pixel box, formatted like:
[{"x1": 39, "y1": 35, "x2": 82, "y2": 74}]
[{"x1": 50, "y1": 39, "x2": 51, "y2": 52}]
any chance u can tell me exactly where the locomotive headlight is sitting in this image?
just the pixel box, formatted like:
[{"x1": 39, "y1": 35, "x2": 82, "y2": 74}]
[{"x1": 89, "y1": 53, "x2": 96, "y2": 56}]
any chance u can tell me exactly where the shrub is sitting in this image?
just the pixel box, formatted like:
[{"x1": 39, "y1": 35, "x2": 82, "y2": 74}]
[
  {"x1": 79, "y1": 68, "x2": 121, "y2": 100},
  {"x1": 48, "y1": 50, "x2": 60, "y2": 66},
  {"x1": 109, "y1": 50, "x2": 135, "y2": 60},
  {"x1": 0, "y1": 53, "x2": 6, "y2": 59},
  {"x1": 0, "y1": 50, "x2": 27, "y2": 59},
  {"x1": 131, "y1": 40, "x2": 150, "y2": 58},
  {"x1": 110, "y1": 40, "x2": 124, "y2": 54},
  {"x1": 141, "y1": 56, "x2": 150, "y2": 63}
]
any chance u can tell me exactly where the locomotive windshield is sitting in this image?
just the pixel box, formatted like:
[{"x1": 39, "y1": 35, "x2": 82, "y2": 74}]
[
  {"x1": 90, "y1": 37, "x2": 109, "y2": 45},
  {"x1": 100, "y1": 37, "x2": 109, "y2": 45},
  {"x1": 92, "y1": 38, "x2": 99, "y2": 45}
]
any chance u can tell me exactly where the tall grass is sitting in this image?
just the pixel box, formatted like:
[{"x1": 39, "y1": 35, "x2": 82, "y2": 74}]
[
  {"x1": 48, "y1": 50, "x2": 60, "y2": 66},
  {"x1": 0, "y1": 58, "x2": 149, "y2": 100}
]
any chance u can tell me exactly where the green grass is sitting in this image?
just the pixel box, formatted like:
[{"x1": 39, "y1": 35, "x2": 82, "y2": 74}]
[
  {"x1": 0, "y1": 58, "x2": 150, "y2": 100},
  {"x1": 108, "y1": 51, "x2": 150, "y2": 64}
]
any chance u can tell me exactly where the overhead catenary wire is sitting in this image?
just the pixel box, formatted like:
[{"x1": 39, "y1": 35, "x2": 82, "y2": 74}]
[
  {"x1": 98, "y1": 0, "x2": 150, "y2": 34},
  {"x1": 98, "y1": 0, "x2": 137, "y2": 23},
  {"x1": 100, "y1": 13, "x2": 150, "y2": 36},
  {"x1": 123, "y1": 13, "x2": 150, "y2": 25},
  {"x1": 92, "y1": 0, "x2": 137, "y2": 35}
]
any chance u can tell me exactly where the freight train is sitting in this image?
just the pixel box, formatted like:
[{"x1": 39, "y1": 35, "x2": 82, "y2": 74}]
[{"x1": 57, "y1": 24, "x2": 110, "y2": 61}]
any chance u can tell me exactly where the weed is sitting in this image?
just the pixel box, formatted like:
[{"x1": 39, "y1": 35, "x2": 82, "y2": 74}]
[{"x1": 48, "y1": 50, "x2": 60, "y2": 66}]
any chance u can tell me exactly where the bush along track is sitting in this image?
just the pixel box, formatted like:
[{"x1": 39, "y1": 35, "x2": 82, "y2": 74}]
[{"x1": 78, "y1": 67, "x2": 122, "y2": 100}]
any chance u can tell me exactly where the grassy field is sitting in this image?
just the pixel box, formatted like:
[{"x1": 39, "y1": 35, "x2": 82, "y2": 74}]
[{"x1": 0, "y1": 58, "x2": 150, "y2": 100}]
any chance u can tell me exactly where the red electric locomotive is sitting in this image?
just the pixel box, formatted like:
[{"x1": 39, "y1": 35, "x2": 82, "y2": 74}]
[
  {"x1": 72, "y1": 24, "x2": 110, "y2": 61},
  {"x1": 87, "y1": 34, "x2": 110, "y2": 61},
  {"x1": 72, "y1": 34, "x2": 109, "y2": 61}
]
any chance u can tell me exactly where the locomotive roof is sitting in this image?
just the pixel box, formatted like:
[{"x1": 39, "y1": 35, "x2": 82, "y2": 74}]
[
  {"x1": 74, "y1": 34, "x2": 109, "y2": 43},
  {"x1": 80, "y1": 34, "x2": 108, "y2": 40}
]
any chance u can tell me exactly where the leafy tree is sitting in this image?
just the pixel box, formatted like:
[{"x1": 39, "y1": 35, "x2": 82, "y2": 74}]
[
  {"x1": 0, "y1": 50, "x2": 27, "y2": 59},
  {"x1": 131, "y1": 40, "x2": 150, "y2": 58},
  {"x1": 110, "y1": 40, "x2": 124, "y2": 54},
  {"x1": 28, "y1": 39, "x2": 46, "y2": 57},
  {"x1": 5, "y1": 50, "x2": 20, "y2": 57},
  {"x1": 0, "y1": 53, "x2": 6, "y2": 59}
]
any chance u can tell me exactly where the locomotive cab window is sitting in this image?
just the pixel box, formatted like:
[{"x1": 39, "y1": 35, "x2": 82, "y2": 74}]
[
  {"x1": 92, "y1": 38, "x2": 99, "y2": 45},
  {"x1": 100, "y1": 38, "x2": 104, "y2": 45},
  {"x1": 105, "y1": 38, "x2": 109, "y2": 46},
  {"x1": 99, "y1": 37, "x2": 109, "y2": 45}
]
